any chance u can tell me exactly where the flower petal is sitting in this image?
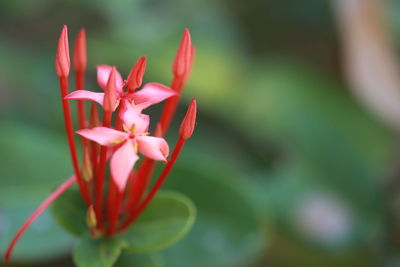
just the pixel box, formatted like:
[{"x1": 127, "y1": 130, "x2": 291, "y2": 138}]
[
  {"x1": 137, "y1": 135, "x2": 169, "y2": 161},
  {"x1": 131, "y1": 83, "x2": 177, "y2": 108},
  {"x1": 65, "y1": 90, "x2": 104, "y2": 106},
  {"x1": 110, "y1": 139, "x2": 139, "y2": 191},
  {"x1": 120, "y1": 100, "x2": 150, "y2": 132},
  {"x1": 97, "y1": 65, "x2": 123, "y2": 91},
  {"x1": 76, "y1": 127, "x2": 128, "y2": 146}
]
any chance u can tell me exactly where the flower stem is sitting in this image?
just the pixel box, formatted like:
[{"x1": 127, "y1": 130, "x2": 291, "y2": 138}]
[
  {"x1": 106, "y1": 179, "x2": 123, "y2": 236},
  {"x1": 59, "y1": 77, "x2": 91, "y2": 205},
  {"x1": 4, "y1": 176, "x2": 76, "y2": 263},
  {"x1": 124, "y1": 158, "x2": 155, "y2": 213},
  {"x1": 159, "y1": 77, "x2": 183, "y2": 135},
  {"x1": 75, "y1": 71, "x2": 86, "y2": 129},
  {"x1": 94, "y1": 111, "x2": 112, "y2": 229}
]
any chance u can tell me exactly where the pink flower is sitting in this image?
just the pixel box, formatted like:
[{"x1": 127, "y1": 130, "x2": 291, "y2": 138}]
[
  {"x1": 76, "y1": 101, "x2": 169, "y2": 191},
  {"x1": 65, "y1": 61, "x2": 176, "y2": 111},
  {"x1": 4, "y1": 27, "x2": 197, "y2": 262}
]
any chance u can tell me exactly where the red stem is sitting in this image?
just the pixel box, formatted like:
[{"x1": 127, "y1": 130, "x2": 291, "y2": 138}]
[
  {"x1": 94, "y1": 111, "x2": 112, "y2": 228},
  {"x1": 106, "y1": 180, "x2": 123, "y2": 236},
  {"x1": 106, "y1": 179, "x2": 117, "y2": 232},
  {"x1": 124, "y1": 158, "x2": 155, "y2": 213},
  {"x1": 4, "y1": 176, "x2": 76, "y2": 262},
  {"x1": 89, "y1": 103, "x2": 100, "y2": 176},
  {"x1": 75, "y1": 71, "x2": 86, "y2": 129},
  {"x1": 115, "y1": 114, "x2": 123, "y2": 131},
  {"x1": 159, "y1": 77, "x2": 183, "y2": 135},
  {"x1": 59, "y1": 77, "x2": 91, "y2": 205},
  {"x1": 119, "y1": 137, "x2": 185, "y2": 231}
]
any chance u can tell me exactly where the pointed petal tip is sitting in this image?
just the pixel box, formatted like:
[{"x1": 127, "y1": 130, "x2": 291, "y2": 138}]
[
  {"x1": 137, "y1": 136, "x2": 169, "y2": 161},
  {"x1": 131, "y1": 83, "x2": 176, "y2": 108},
  {"x1": 179, "y1": 98, "x2": 197, "y2": 139},
  {"x1": 64, "y1": 90, "x2": 104, "y2": 107}
]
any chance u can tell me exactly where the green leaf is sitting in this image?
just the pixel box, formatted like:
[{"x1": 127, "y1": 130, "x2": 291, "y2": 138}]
[
  {"x1": 114, "y1": 253, "x2": 164, "y2": 267},
  {"x1": 73, "y1": 237, "x2": 127, "y2": 267},
  {"x1": 122, "y1": 190, "x2": 196, "y2": 253},
  {"x1": 51, "y1": 188, "x2": 87, "y2": 236},
  {"x1": 0, "y1": 123, "x2": 72, "y2": 192}
]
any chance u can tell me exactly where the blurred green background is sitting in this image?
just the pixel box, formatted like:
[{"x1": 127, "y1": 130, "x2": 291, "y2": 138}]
[{"x1": 1, "y1": 0, "x2": 400, "y2": 266}]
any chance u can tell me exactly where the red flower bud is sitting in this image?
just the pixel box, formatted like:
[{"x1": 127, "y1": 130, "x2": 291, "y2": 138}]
[
  {"x1": 55, "y1": 25, "x2": 70, "y2": 78},
  {"x1": 127, "y1": 56, "x2": 146, "y2": 91},
  {"x1": 172, "y1": 28, "x2": 193, "y2": 78},
  {"x1": 73, "y1": 28, "x2": 87, "y2": 72},
  {"x1": 104, "y1": 67, "x2": 119, "y2": 112},
  {"x1": 179, "y1": 98, "x2": 197, "y2": 139}
]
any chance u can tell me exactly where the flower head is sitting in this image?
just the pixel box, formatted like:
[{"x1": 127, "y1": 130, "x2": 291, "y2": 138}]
[
  {"x1": 5, "y1": 26, "x2": 197, "y2": 262},
  {"x1": 77, "y1": 101, "x2": 169, "y2": 191}
]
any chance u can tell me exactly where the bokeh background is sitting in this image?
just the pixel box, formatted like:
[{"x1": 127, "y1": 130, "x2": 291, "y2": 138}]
[{"x1": 2, "y1": 0, "x2": 400, "y2": 266}]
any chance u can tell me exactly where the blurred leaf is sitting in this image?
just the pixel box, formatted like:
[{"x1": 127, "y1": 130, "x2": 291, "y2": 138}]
[
  {"x1": 267, "y1": 230, "x2": 378, "y2": 267},
  {"x1": 205, "y1": 60, "x2": 393, "y2": 266},
  {"x1": 252, "y1": 160, "x2": 382, "y2": 266},
  {"x1": 0, "y1": 122, "x2": 71, "y2": 191},
  {"x1": 179, "y1": 43, "x2": 247, "y2": 113},
  {"x1": 122, "y1": 190, "x2": 196, "y2": 254},
  {"x1": 51, "y1": 188, "x2": 87, "y2": 236},
  {"x1": 162, "y1": 163, "x2": 267, "y2": 267},
  {"x1": 0, "y1": 205, "x2": 74, "y2": 263},
  {"x1": 237, "y1": 61, "x2": 393, "y2": 210},
  {"x1": 73, "y1": 237, "x2": 127, "y2": 267},
  {"x1": 0, "y1": 123, "x2": 74, "y2": 262},
  {"x1": 114, "y1": 252, "x2": 164, "y2": 267},
  {"x1": 388, "y1": 0, "x2": 400, "y2": 44},
  {"x1": 270, "y1": 162, "x2": 379, "y2": 245}
]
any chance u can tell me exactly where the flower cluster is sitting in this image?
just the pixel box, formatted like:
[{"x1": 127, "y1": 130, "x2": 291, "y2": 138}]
[{"x1": 5, "y1": 25, "x2": 196, "y2": 262}]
